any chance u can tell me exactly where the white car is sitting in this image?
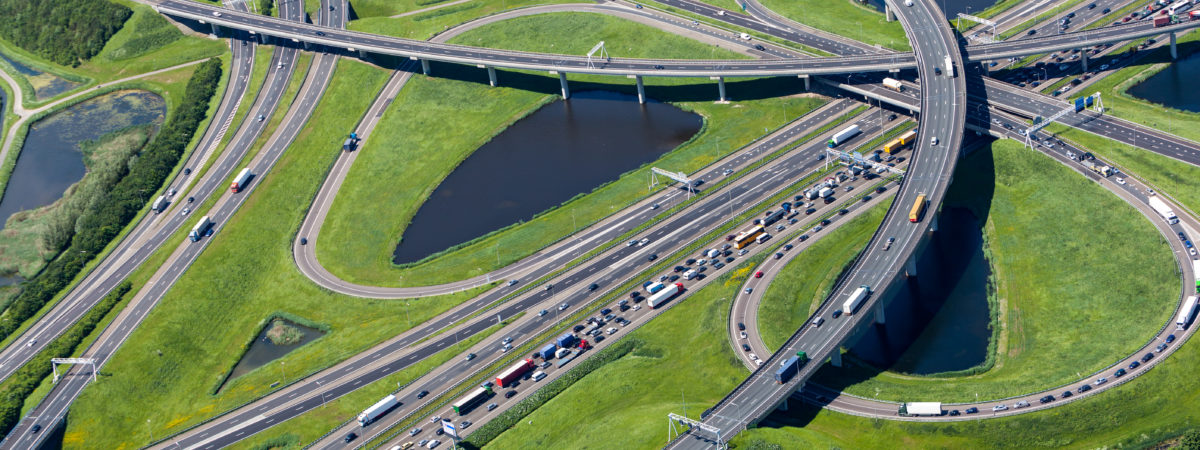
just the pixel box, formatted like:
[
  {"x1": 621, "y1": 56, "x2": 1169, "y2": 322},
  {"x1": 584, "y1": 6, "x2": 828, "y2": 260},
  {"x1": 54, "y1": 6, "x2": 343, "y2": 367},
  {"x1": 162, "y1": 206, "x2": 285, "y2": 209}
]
[
  {"x1": 755, "y1": 359, "x2": 764, "y2": 366},
  {"x1": 638, "y1": 238, "x2": 649, "y2": 246},
  {"x1": 182, "y1": 207, "x2": 191, "y2": 216},
  {"x1": 740, "y1": 331, "x2": 748, "y2": 339},
  {"x1": 1115, "y1": 177, "x2": 1125, "y2": 185},
  {"x1": 749, "y1": 353, "x2": 758, "y2": 360},
  {"x1": 538, "y1": 309, "x2": 548, "y2": 317},
  {"x1": 26, "y1": 339, "x2": 36, "y2": 347},
  {"x1": 606, "y1": 327, "x2": 618, "y2": 335},
  {"x1": 427, "y1": 440, "x2": 441, "y2": 449},
  {"x1": 930, "y1": 137, "x2": 939, "y2": 146},
  {"x1": 1190, "y1": 248, "x2": 1197, "y2": 257},
  {"x1": 212, "y1": 11, "x2": 222, "y2": 17}
]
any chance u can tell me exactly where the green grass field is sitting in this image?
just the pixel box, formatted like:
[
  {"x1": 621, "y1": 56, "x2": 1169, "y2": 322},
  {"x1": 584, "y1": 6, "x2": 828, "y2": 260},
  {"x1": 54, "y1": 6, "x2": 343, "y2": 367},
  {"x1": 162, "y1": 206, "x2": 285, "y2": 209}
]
[
  {"x1": 59, "y1": 60, "x2": 496, "y2": 449},
  {"x1": 730, "y1": 0, "x2": 911, "y2": 51},
  {"x1": 805, "y1": 138, "x2": 1176, "y2": 401},
  {"x1": 758, "y1": 203, "x2": 889, "y2": 351},
  {"x1": 319, "y1": 12, "x2": 825, "y2": 287},
  {"x1": 348, "y1": 0, "x2": 585, "y2": 41}
]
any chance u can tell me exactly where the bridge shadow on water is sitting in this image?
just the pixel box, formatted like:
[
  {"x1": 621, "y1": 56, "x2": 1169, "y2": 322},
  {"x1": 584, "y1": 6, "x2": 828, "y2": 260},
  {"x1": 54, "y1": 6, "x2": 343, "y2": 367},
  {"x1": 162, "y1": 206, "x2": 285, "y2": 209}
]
[{"x1": 760, "y1": 126, "x2": 1001, "y2": 431}]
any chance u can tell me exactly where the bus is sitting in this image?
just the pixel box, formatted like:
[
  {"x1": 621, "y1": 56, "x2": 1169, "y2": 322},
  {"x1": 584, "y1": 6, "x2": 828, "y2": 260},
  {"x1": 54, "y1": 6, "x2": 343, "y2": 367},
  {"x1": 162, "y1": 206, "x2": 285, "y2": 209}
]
[
  {"x1": 909, "y1": 194, "x2": 927, "y2": 223},
  {"x1": 883, "y1": 138, "x2": 903, "y2": 153},
  {"x1": 452, "y1": 386, "x2": 492, "y2": 415},
  {"x1": 897, "y1": 129, "x2": 918, "y2": 145},
  {"x1": 734, "y1": 225, "x2": 764, "y2": 249}
]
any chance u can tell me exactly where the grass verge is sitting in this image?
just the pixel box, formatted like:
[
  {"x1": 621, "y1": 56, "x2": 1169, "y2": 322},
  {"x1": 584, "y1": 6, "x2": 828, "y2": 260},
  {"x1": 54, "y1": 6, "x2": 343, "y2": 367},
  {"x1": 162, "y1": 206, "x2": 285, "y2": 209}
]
[{"x1": 744, "y1": 0, "x2": 910, "y2": 51}]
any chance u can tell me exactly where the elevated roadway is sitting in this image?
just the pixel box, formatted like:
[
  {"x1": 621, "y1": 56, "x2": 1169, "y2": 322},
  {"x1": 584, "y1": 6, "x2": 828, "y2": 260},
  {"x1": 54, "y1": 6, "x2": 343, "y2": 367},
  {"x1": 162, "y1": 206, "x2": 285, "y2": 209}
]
[{"x1": 667, "y1": 0, "x2": 968, "y2": 444}]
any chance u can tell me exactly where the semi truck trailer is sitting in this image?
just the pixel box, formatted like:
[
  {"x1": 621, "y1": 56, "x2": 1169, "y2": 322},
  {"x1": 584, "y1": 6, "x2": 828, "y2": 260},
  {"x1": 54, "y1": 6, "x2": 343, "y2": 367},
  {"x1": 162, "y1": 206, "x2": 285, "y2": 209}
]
[
  {"x1": 843, "y1": 285, "x2": 871, "y2": 314},
  {"x1": 357, "y1": 394, "x2": 399, "y2": 426},
  {"x1": 647, "y1": 282, "x2": 683, "y2": 308},
  {"x1": 152, "y1": 195, "x2": 168, "y2": 214},
  {"x1": 230, "y1": 167, "x2": 252, "y2": 193},
  {"x1": 189, "y1": 216, "x2": 213, "y2": 242},
  {"x1": 882, "y1": 77, "x2": 903, "y2": 92},
  {"x1": 1177, "y1": 295, "x2": 1198, "y2": 329},
  {"x1": 827, "y1": 125, "x2": 861, "y2": 148},
  {"x1": 495, "y1": 359, "x2": 535, "y2": 387},
  {"x1": 899, "y1": 402, "x2": 943, "y2": 416},
  {"x1": 452, "y1": 386, "x2": 492, "y2": 415},
  {"x1": 1148, "y1": 195, "x2": 1180, "y2": 224},
  {"x1": 773, "y1": 351, "x2": 809, "y2": 383}
]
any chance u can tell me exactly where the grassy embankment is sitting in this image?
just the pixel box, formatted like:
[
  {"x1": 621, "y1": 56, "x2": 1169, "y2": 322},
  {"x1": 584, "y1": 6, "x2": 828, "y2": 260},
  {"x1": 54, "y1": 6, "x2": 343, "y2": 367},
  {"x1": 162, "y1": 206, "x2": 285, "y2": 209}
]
[
  {"x1": 997, "y1": 0, "x2": 1090, "y2": 39},
  {"x1": 60, "y1": 60, "x2": 480, "y2": 449},
  {"x1": 320, "y1": 12, "x2": 825, "y2": 287},
  {"x1": 714, "y1": 0, "x2": 910, "y2": 51},
  {"x1": 757, "y1": 203, "x2": 888, "y2": 350},
  {"x1": 807, "y1": 138, "x2": 1175, "y2": 401},
  {"x1": 349, "y1": 0, "x2": 583, "y2": 40},
  {"x1": 489, "y1": 138, "x2": 1184, "y2": 449}
]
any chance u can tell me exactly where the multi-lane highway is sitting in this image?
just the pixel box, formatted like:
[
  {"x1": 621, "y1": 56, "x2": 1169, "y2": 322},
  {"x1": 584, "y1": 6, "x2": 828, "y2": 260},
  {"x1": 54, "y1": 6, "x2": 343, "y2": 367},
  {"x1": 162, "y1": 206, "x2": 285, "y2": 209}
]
[{"x1": 0, "y1": 0, "x2": 342, "y2": 446}]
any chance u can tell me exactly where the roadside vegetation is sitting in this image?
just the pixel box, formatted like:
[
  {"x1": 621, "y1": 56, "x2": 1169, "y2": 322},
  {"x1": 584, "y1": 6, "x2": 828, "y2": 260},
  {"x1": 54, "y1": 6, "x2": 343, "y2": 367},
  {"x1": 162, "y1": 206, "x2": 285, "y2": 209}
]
[
  {"x1": 0, "y1": 58, "x2": 222, "y2": 346},
  {"x1": 704, "y1": 0, "x2": 912, "y2": 51},
  {"x1": 321, "y1": 12, "x2": 825, "y2": 286},
  {"x1": 758, "y1": 203, "x2": 888, "y2": 350},
  {"x1": 0, "y1": 124, "x2": 157, "y2": 280},
  {"x1": 0, "y1": 0, "x2": 131, "y2": 67},
  {"x1": 809, "y1": 138, "x2": 1176, "y2": 401},
  {"x1": 348, "y1": 0, "x2": 582, "y2": 40},
  {"x1": 62, "y1": 60, "x2": 488, "y2": 449}
]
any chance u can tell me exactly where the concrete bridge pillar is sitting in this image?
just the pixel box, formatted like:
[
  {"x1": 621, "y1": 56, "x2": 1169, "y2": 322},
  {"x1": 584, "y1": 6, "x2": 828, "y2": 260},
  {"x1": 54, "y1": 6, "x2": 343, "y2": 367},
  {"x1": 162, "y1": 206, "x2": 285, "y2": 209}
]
[
  {"x1": 713, "y1": 76, "x2": 727, "y2": 102},
  {"x1": 1171, "y1": 32, "x2": 1178, "y2": 60},
  {"x1": 303, "y1": 40, "x2": 312, "y2": 50},
  {"x1": 778, "y1": 397, "x2": 789, "y2": 411},
  {"x1": 1080, "y1": 50, "x2": 1088, "y2": 72},
  {"x1": 487, "y1": 66, "x2": 498, "y2": 87},
  {"x1": 929, "y1": 213, "x2": 938, "y2": 232},
  {"x1": 905, "y1": 256, "x2": 918, "y2": 277},
  {"x1": 421, "y1": 59, "x2": 431, "y2": 75},
  {"x1": 798, "y1": 74, "x2": 810, "y2": 91},
  {"x1": 210, "y1": 23, "x2": 221, "y2": 36},
  {"x1": 358, "y1": 50, "x2": 368, "y2": 59},
  {"x1": 875, "y1": 304, "x2": 886, "y2": 325},
  {"x1": 830, "y1": 349, "x2": 843, "y2": 367},
  {"x1": 635, "y1": 75, "x2": 646, "y2": 104},
  {"x1": 557, "y1": 72, "x2": 570, "y2": 99},
  {"x1": 885, "y1": 4, "x2": 896, "y2": 21}
]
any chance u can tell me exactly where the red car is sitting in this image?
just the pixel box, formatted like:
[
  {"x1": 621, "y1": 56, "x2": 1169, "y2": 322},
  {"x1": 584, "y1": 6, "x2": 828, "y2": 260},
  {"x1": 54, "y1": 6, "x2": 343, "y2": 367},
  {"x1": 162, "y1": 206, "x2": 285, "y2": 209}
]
[{"x1": 754, "y1": 271, "x2": 764, "y2": 278}]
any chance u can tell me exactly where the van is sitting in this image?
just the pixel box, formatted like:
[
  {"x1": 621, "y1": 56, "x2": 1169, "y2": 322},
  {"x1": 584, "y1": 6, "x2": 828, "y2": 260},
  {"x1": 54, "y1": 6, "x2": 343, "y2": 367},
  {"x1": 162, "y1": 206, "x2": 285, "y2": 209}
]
[
  {"x1": 739, "y1": 33, "x2": 751, "y2": 40},
  {"x1": 684, "y1": 269, "x2": 698, "y2": 280},
  {"x1": 756, "y1": 233, "x2": 771, "y2": 244},
  {"x1": 532, "y1": 371, "x2": 547, "y2": 381},
  {"x1": 811, "y1": 317, "x2": 825, "y2": 327}
]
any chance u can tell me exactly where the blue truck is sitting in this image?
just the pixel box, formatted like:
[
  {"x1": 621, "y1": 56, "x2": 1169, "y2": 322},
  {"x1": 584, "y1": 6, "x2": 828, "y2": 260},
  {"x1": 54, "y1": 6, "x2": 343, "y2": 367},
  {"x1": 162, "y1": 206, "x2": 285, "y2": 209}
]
[
  {"x1": 555, "y1": 333, "x2": 575, "y2": 348},
  {"x1": 540, "y1": 344, "x2": 557, "y2": 359},
  {"x1": 773, "y1": 351, "x2": 809, "y2": 384}
]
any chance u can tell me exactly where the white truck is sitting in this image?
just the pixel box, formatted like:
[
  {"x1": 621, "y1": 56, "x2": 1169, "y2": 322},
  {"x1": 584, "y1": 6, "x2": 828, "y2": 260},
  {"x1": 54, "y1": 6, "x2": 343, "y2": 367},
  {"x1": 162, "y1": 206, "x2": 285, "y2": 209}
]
[
  {"x1": 827, "y1": 125, "x2": 861, "y2": 148},
  {"x1": 151, "y1": 195, "x2": 168, "y2": 214},
  {"x1": 1148, "y1": 195, "x2": 1180, "y2": 224},
  {"x1": 882, "y1": 77, "x2": 903, "y2": 92},
  {"x1": 943, "y1": 55, "x2": 955, "y2": 77},
  {"x1": 842, "y1": 285, "x2": 871, "y2": 314},
  {"x1": 189, "y1": 216, "x2": 213, "y2": 242},
  {"x1": 647, "y1": 282, "x2": 683, "y2": 308},
  {"x1": 357, "y1": 394, "x2": 399, "y2": 426},
  {"x1": 818, "y1": 187, "x2": 834, "y2": 198},
  {"x1": 899, "y1": 402, "x2": 943, "y2": 416},
  {"x1": 1177, "y1": 295, "x2": 1198, "y2": 330}
]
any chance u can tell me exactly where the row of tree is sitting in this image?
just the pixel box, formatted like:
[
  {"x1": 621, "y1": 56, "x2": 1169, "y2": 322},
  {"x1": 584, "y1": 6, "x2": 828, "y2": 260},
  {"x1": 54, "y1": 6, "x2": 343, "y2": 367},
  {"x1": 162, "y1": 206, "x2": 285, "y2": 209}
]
[
  {"x1": 0, "y1": 0, "x2": 132, "y2": 67},
  {"x1": 0, "y1": 58, "x2": 222, "y2": 343}
]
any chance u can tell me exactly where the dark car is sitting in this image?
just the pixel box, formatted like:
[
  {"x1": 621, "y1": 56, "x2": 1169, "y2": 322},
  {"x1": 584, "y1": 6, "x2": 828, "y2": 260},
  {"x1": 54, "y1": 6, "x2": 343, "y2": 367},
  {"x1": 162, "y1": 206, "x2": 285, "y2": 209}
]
[
  {"x1": 838, "y1": 209, "x2": 849, "y2": 215},
  {"x1": 754, "y1": 44, "x2": 766, "y2": 51},
  {"x1": 1167, "y1": 334, "x2": 1177, "y2": 344},
  {"x1": 344, "y1": 433, "x2": 357, "y2": 443},
  {"x1": 805, "y1": 208, "x2": 817, "y2": 215},
  {"x1": 31, "y1": 424, "x2": 41, "y2": 434},
  {"x1": 725, "y1": 256, "x2": 735, "y2": 263},
  {"x1": 506, "y1": 390, "x2": 517, "y2": 398},
  {"x1": 300, "y1": 237, "x2": 308, "y2": 245},
  {"x1": 1114, "y1": 368, "x2": 1127, "y2": 377},
  {"x1": 648, "y1": 254, "x2": 657, "y2": 261},
  {"x1": 188, "y1": 196, "x2": 195, "y2": 203},
  {"x1": 654, "y1": 65, "x2": 664, "y2": 70},
  {"x1": 964, "y1": 407, "x2": 979, "y2": 414},
  {"x1": 862, "y1": 195, "x2": 872, "y2": 203},
  {"x1": 875, "y1": 186, "x2": 886, "y2": 193},
  {"x1": 1078, "y1": 384, "x2": 1092, "y2": 393},
  {"x1": 774, "y1": 252, "x2": 784, "y2": 259},
  {"x1": 784, "y1": 244, "x2": 793, "y2": 251},
  {"x1": 588, "y1": 283, "x2": 599, "y2": 291},
  {"x1": 1102, "y1": 7, "x2": 1110, "y2": 13},
  {"x1": 574, "y1": 325, "x2": 586, "y2": 332},
  {"x1": 742, "y1": 343, "x2": 751, "y2": 351},
  {"x1": 595, "y1": 335, "x2": 605, "y2": 342},
  {"x1": 1027, "y1": 29, "x2": 1037, "y2": 35},
  {"x1": 417, "y1": 390, "x2": 429, "y2": 399},
  {"x1": 948, "y1": 409, "x2": 960, "y2": 416},
  {"x1": 601, "y1": 308, "x2": 612, "y2": 315},
  {"x1": 315, "y1": 31, "x2": 326, "y2": 36},
  {"x1": 1142, "y1": 352, "x2": 1154, "y2": 362},
  {"x1": 1061, "y1": 390, "x2": 1073, "y2": 398},
  {"x1": 1039, "y1": 395, "x2": 1054, "y2": 404},
  {"x1": 1128, "y1": 361, "x2": 1140, "y2": 370},
  {"x1": 738, "y1": 323, "x2": 745, "y2": 331}
]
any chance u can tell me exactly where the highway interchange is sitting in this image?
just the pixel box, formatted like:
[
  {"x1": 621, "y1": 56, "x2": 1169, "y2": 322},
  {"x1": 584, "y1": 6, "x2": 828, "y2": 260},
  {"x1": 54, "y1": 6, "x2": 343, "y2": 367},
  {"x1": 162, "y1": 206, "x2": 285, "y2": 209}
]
[{"x1": 1, "y1": 0, "x2": 1199, "y2": 447}]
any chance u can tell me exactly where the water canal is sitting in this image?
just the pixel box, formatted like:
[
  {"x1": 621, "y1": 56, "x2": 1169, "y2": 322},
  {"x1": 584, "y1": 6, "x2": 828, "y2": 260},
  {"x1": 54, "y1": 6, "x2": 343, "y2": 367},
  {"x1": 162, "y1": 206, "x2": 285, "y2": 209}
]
[{"x1": 1127, "y1": 51, "x2": 1200, "y2": 113}]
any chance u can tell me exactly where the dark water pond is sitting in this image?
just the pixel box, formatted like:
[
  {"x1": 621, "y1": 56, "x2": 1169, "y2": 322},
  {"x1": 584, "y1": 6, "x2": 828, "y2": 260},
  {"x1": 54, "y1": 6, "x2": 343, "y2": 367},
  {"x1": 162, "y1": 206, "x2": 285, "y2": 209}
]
[
  {"x1": 0, "y1": 52, "x2": 80, "y2": 100},
  {"x1": 1127, "y1": 52, "x2": 1200, "y2": 112},
  {"x1": 862, "y1": 0, "x2": 998, "y2": 18},
  {"x1": 850, "y1": 207, "x2": 992, "y2": 375},
  {"x1": 222, "y1": 319, "x2": 326, "y2": 388},
  {"x1": 0, "y1": 90, "x2": 166, "y2": 232},
  {"x1": 392, "y1": 90, "x2": 703, "y2": 264}
]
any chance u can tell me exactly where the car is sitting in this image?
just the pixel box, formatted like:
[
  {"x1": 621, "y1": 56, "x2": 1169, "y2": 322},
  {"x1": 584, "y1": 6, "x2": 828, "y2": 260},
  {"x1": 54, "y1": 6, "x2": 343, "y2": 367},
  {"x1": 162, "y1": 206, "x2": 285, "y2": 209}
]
[
  {"x1": 1115, "y1": 177, "x2": 1125, "y2": 185},
  {"x1": 713, "y1": 262, "x2": 725, "y2": 269},
  {"x1": 1114, "y1": 368, "x2": 1127, "y2": 377},
  {"x1": 213, "y1": 10, "x2": 222, "y2": 17},
  {"x1": 742, "y1": 343, "x2": 751, "y2": 351},
  {"x1": 206, "y1": 228, "x2": 215, "y2": 237},
  {"x1": 465, "y1": 353, "x2": 476, "y2": 361},
  {"x1": 1142, "y1": 352, "x2": 1154, "y2": 362},
  {"x1": 813, "y1": 225, "x2": 823, "y2": 232},
  {"x1": 1128, "y1": 360, "x2": 1141, "y2": 370},
  {"x1": 844, "y1": 185, "x2": 854, "y2": 192},
  {"x1": 648, "y1": 254, "x2": 657, "y2": 261},
  {"x1": 805, "y1": 208, "x2": 817, "y2": 215},
  {"x1": 300, "y1": 237, "x2": 308, "y2": 245},
  {"x1": 930, "y1": 137, "x2": 939, "y2": 146},
  {"x1": 820, "y1": 219, "x2": 831, "y2": 226},
  {"x1": 257, "y1": 114, "x2": 265, "y2": 122},
  {"x1": 740, "y1": 331, "x2": 748, "y2": 339},
  {"x1": 315, "y1": 31, "x2": 326, "y2": 36},
  {"x1": 182, "y1": 207, "x2": 191, "y2": 216},
  {"x1": 744, "y1": 288, "x2": 752, "y2": 294},
  {"x1": 1060, "y1": 390, "x2": 1073, "y2": 399},
  {"x1": 811, "y1": 317, "x2": 825, "y2": 327},
  {"x1": 418, "y1": 440, "x2": 429, "y2": 447},
  {"x1": 783, "y1": 244, "x2": 793, "y2": 251},
  {"x1": 654, "y1": 65, "x2": 665, "y2": 70},
  {"x1": 601, "y1": 308, "x2": 612, "y2": 315},
  {"x1": 754, "y1": 44, "x2": 766, "y2": 51},
  {"x1": 30, "y1": 424, "x2": 41, "y2": 434},
  {"x1": 738, "y1": 323, "x2": 746, "y2": 331},
  {"x1": 635, "y1": 3, "x2": 643, "y2": 7},
  {"x1": 345, "y1": 433, "x2": 357, "y2": 442},
  {"x1": 409, "y1": 428, "x2": 422, "y2": 437},
  {"x1": 1167, "y1": 334, "x2": 1177, "y2": 344},
  {"x1": 1078, "y1": 384, "x2": 1093, "y2": 394},
  {"x1": 992, "y1": 404, "x2": 1008, "y2": 412},
  {"x1": 755, "y1": 271, "x2": 764, "y2": 278},
  {"x1": 948, "y1": 409, "x2": 960, "y2": 416},
  {"x1": 934, "y1": 67, "x2": 942, "y2": 76},
  {"x1": 1039, "y1": 395, "x2": 1054, "y2": 404},
  {"x1": 427, "y1": 439, "x2": 441, "y2": 449},
  {"x1": 1157, "y1": 343, "x2": 1168, "y2": 353},
  {"x1": 875, "y1": 186, "x2": 886, "y2": 194},
  {"x1": 1027, "y1": 29, "x2": 1037, "y2": 36},
  {"x1": 538, "y1": 309, "x2": 548, "y2": 317},
  {"x1": 1066, "y1": 12, "x2": 1075, "y2": 18},
  {"x1": 1102, "y1": 7, "x2": 1110, "y2": 13},
  {"x1": 184, "y1": 167, "x2": 192, "y2": 176},
  {"x1": 461, "y1": 421, "x2": 472, "y2": 429},
  {"x1": 417, "y1": 390, "x2": 429, "y2": 399},
  {"x1": 1014, "y1": 400, "x2": 1030, "y2": 408},
  {"x1": 838, "y1": 209, "x2": 849, "y2": 215},
  {"x1": 774, "y1": 252, "x2": 784, "y2": 260},
  {"x1": 1099, "y1": 64, "x2": 1109, "y2": 71},
  {"x1": 638, "y1": 238, "x2": 650, "y2": 246},
  {"x1": 831, "y1": 309, "x2": 843, "y2": 319},
  {"x1": 1088, "y1": 2, "x2": 1096, "y2": 8},
  {"x1": 749, "y1": 353, "x2": 758, "y2": 361},
  {"x1": 965, "y1": 407, "x2": 979, "y2": 414},
  {"x1": 487, "y1": 403, "x2": 498, "y2": 411},
  {"x1": 559, "y1": 303, "x2": 569, "y2": 311},
  {"x1": 738, "y1": 249, "x2": 749, "y2": 256},
  {"x1": 862, "y1": 195, "x2": 872, "y2": 203},
  {"x1": 595, "y1": 335, "x2": 605, "y2": 342}
]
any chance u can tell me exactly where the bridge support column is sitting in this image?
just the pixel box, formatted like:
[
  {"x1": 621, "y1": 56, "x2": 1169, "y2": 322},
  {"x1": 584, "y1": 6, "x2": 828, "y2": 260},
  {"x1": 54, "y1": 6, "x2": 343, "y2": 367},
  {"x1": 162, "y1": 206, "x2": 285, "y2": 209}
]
[
  {"x1": 303, "y1": 40, "x2": 312, "y2": 50},
  {"x1": 210, "y1": 23, "x2": 221, "y2": 37},
  {"x1": 635, "y1": 75, "x2": 646, "y2": 104},
  {"x1": 929, "y1": 213, "x2": 938, "y2": 232},
  {"x1": 421, "y1": 59, "x2": 431, "y2": 75},
  {"x1": 1171, "y1": 32, "x2": 1178, "y2": 60},
  {"x1": 905, "y1": 257, "x2": 918, "y2": 277},
  {"x1": 885, "y1": 4, "x2": 896, "y2": 21},
  {"x1": 778, "y1": 397, "x2": 789, "y2": 411},
  {"x1": 830, "y1": 349, "x2": 843, "y2": 368},
  {"x1": 713, "y1": 76, "x2": 727, "y2": 102},
  {"x1": 798, "y1": 74, "x2": 810, "y2": 91},
  {"x1": 556, "y1": 72, "x2": 570, "y2": 99},
  {"x1": 1080, "y1": 50, "x2": 1088, "y2": 72},
  {"x1": 487, "y1": 66, "x2": 498, "y2": 87},
  {"x1": 358, "y1": 50, "x2": 368, "y2": 59},
  {"x1": 875, "y1": 304, "x2": 886, "y2": 325}
]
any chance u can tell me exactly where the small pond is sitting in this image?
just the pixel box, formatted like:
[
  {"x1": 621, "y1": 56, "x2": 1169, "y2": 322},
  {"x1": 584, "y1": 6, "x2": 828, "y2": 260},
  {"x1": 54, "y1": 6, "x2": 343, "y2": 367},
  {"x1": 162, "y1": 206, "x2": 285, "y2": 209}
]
[
  {"x1": 850, "y1": 207, "x2": 992, "y2": 375},
  {"x1": 222, "y1": 318, "x2": 326, "y2": 388},
  {"x1": 0, "y1": 90, "x2": 166, "y2": 232},
  {"x1": 1127, "y1": 52, "x2": 1200, "y2": 113},
  {"x1": 0, "y1": 52, "x2": 81, "y2": 101},
  {"x1": 392, "y1": 90, "x2": 703, "y2": 264}
]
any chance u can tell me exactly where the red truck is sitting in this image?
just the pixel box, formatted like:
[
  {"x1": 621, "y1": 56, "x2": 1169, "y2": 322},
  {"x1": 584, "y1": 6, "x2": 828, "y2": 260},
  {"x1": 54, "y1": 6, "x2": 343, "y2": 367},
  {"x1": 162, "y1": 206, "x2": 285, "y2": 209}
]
[
  {"x1": 1153, "y1": 14, "x2": 1172, "y2": 26},
  {"x1": 495, "y1": 359, "x2": 535, "y2": 388}
]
